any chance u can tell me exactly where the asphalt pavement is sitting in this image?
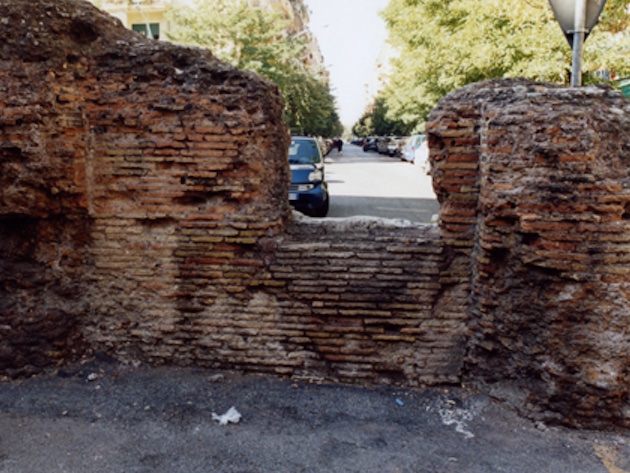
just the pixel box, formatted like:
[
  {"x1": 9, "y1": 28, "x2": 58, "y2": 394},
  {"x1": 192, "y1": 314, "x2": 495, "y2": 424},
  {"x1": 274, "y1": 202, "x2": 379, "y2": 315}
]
[
  {"x1": 0, "y1": 356, "x2": 627, "y2": 473},
  {"x1": 325, "y1": 145, "x2": 440, "y2": 223}
]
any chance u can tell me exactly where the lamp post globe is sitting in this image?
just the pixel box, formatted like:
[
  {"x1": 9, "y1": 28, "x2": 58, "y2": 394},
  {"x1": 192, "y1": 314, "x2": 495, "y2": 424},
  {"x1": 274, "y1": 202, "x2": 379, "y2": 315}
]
[{"x1": 547, "y1": 0, "x2": 608, "y2": 86}]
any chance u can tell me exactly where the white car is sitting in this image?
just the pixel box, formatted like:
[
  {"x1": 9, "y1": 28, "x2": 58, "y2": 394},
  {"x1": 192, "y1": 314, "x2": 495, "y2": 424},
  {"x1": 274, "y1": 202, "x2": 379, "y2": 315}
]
[{"x1": 401, "y1": 134, "x2": 428, "y2": 170}]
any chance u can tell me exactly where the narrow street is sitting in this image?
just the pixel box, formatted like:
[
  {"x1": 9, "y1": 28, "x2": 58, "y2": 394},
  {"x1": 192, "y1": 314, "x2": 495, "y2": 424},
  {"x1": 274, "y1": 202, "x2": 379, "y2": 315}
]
[{"x1": 325, "y1": 143, "x2": 439, "y2": 223}]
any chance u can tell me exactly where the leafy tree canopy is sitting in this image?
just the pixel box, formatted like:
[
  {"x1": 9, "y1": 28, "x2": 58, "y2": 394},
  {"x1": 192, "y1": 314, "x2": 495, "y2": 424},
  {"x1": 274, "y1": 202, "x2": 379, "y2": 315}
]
[
  {"x1": 377, "y1": 0, "x2": 630, "y2": 129},
  {"x1": 352, "y1": 97, "x2": 415, "y2": 137},
  {"x1": 166, "y1": 0, "x2": 342, "y2": 137}
]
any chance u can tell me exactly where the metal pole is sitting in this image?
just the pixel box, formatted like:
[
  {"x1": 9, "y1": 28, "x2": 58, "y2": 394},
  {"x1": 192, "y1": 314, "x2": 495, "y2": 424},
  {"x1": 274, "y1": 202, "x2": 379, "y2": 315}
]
[{"x1": 571, "y1": 0, "x2": 587, "y2": 87}]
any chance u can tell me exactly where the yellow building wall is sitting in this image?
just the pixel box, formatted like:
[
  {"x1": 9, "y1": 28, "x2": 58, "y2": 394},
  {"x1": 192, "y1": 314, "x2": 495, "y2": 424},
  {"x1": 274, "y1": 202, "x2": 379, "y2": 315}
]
[{"x1": 91, "y1": 2, "x2": 168, "y2": 40}]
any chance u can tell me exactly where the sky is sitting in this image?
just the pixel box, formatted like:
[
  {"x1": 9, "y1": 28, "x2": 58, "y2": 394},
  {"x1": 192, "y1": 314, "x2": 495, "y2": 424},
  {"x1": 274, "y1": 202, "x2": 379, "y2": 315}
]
[{"x1": 305, "y1": 0, "x2": 391, "y2": 126}]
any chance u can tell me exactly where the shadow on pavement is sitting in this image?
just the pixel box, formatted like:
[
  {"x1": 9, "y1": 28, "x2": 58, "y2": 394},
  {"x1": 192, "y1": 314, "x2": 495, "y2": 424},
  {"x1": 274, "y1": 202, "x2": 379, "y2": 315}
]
[{"x1": 327, "y1": 195, "x2": 440, "y2": 223}]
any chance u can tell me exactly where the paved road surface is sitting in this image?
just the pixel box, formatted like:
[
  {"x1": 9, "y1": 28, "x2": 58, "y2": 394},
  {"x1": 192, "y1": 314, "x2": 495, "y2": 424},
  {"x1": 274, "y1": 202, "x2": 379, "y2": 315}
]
[
  {"x1": 325, "y1": 144, "x2": 439, "y2": 223},
  {"x1": 0, "y1": 358, "x2": 627, "y2": 473}
]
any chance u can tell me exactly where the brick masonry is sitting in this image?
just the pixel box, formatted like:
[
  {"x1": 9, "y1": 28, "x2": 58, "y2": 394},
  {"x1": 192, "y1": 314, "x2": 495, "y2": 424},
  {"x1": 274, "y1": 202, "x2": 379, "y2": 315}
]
[
  {"x1": 0, "y1": 0, "x2": 290, "y2": 376},
  {"x1": 1, "y1": 0, "x2": 461, "y2": 388},
  {"x1": 0, "y1": 1, "x2": 628, "y2": 428},
  {"x1": 427, "y1": 79, "x2": 630, "y2": 428},
  {"x1": 263, "y1": 217, "x2": 464, "y2": 385}
]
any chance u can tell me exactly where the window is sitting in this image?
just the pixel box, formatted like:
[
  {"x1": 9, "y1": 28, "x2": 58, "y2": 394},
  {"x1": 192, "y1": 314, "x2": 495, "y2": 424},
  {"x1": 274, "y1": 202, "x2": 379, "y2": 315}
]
[{"x1": 132, "y1": 23, "x2": 160, "y2": 40}]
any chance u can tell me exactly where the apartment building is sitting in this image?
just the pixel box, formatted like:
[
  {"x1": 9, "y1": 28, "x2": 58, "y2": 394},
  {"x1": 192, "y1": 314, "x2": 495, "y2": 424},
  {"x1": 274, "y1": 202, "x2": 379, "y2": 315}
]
[
  {"x1": 90, "y1": 0, "x2": 324, "y2": 72},
  {"x1": 92, "y1": 0, "x2": 169, "y2": 39},
  {"x1": 255, "y1": 0, "x2": 324, "y2": 71}
]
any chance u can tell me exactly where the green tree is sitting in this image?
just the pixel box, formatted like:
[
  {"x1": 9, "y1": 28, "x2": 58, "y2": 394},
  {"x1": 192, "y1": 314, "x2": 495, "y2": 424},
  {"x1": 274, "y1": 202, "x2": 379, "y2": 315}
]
[
  {"x1": 352, "y1": 97, "x2": 414, "y2": 137},
  {"x1": 283, "y1": 72, "x2": 343, "y2": 136},
  {"x1": 380, "y1": 0, "x2": 630, "y2": 127},
  {"x1": 352, "y1": 114, "x2": 373, "y2": 138},
  {"x1": 166, "y1": 0, "x2": 342, "y2": 137}
]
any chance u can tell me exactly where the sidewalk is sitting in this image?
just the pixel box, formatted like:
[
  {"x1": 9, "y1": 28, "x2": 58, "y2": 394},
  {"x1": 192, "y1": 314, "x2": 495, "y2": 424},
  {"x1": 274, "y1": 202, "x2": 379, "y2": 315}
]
[{"x1": 0, "y1": 357, "x2": 627, "y2": 473}]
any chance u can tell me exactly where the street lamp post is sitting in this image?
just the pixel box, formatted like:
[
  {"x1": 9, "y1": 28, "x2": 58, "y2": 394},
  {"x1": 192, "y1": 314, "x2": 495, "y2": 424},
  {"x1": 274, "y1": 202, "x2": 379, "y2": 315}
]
[
  {"x1": 570, "y1": 0, "x2": 587, "y2": 87},
  {"x1": 547, "y1": 0, "x2": 608, "y2": 86}
]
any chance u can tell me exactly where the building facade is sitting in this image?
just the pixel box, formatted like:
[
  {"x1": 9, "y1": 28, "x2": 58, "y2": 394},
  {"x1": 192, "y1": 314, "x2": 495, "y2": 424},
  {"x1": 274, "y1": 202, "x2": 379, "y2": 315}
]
[
  {"x1": 90, "y1": 0, "x2": 324, "y2": 73},
  {"x1": 92, "y1": 0, "x2": 169, "y2": 39}
]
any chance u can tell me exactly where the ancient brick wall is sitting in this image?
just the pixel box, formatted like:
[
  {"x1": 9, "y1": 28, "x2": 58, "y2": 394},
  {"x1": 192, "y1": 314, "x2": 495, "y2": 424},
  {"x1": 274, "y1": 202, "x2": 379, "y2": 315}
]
[
  {"x1": 0, "y1": 0, "x2": 290, "y2": 375},
  {"x1": 0, "y1": 0, "x2": 466, "y2": 388},
  {"x1": 264, "y1": 217, "x2": 464, "y2": 385},
  {"x1": 1, "y1": 1, "x2": 628, "y2": 429},
  {"x1": 428, "y1": 79, "x2": 630, "y2": 428},
  {"x1": 88, "y1": 216, "x2": 465, "y2": 386}
]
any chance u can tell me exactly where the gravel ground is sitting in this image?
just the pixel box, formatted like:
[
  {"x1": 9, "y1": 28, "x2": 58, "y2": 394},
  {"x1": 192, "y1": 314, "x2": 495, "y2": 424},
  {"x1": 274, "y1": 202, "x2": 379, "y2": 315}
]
[{"x1": 0, "y1": 357, "x2": 627, "y2": 473}]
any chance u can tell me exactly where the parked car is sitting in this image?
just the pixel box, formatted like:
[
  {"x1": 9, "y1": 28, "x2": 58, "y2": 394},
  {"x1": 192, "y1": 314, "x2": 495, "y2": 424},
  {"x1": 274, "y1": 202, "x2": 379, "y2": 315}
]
[
  {"x1": 401, "y1": 134, "x2": 420, "y2": 163},
  {"x1": 363, "y1": 137, "x2": 379, "y2": 152},
  {"x1": 415, "y1": 139, "x2": 429, "y2": 171},
  {"x1": 401, "y1": 134, "x2": 429, "y2": 169},
  {"x1": 387, "y1": 136, "x2": 405, "y2": 157},
  {"x1": 316, "y1": 136, "x2": 333, "y2": 156},
  {"x1": 377, "y1": 136, "x2": 392, "y2": 155},
  {"x1": 288, "y1": 136, "x2": 329, "y2": 217}
]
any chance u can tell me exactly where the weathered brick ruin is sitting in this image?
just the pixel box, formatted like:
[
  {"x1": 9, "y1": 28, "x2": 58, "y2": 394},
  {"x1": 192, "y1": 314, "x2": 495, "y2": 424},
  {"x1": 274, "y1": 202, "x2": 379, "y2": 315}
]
[
  {"x1": 0, "y1": 0, "x2": 290, "y2": 375},
  {"x1": 427, "y1": 80, "x2": 630, "y2": 428},
  {"x1": 1, "y1": 0, "x2": 628, "y2": 428}
]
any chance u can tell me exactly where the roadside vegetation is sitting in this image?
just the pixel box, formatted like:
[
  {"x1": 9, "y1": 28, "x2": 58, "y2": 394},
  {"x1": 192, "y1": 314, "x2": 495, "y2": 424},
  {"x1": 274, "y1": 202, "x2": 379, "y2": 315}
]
[
  {"x1": 166, "y1": 0, "x2": 343, "y2": 138},
  {"x1": 354, "y1": 0, "x2": 630, "y2": 136}
]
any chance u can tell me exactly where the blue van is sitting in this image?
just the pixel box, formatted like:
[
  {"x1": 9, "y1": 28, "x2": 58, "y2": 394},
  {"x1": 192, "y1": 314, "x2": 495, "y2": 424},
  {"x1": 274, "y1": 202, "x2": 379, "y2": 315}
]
[{"x1": 288, "y1": 136, "x2": 329, "y2": 217}]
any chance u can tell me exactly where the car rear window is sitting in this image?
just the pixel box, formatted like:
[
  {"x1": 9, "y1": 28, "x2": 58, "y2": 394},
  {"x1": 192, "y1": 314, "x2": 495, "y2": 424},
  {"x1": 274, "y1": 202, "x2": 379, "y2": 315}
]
[{"x1": 289, "y1": 139, "x2": 321, "y2": 165}]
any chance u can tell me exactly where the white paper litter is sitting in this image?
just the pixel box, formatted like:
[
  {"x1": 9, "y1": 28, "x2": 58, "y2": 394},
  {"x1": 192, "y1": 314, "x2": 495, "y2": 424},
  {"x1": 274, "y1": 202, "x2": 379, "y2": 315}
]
[
  {"x1": 438, "y1": 407, "x2": 474, "y2": 439},
  {"x1": 86, "y1": 373, "x2": 99, "y2": 382},
  {"x1": 212, "y1": 406, "x2": 242, "y2": 425}
]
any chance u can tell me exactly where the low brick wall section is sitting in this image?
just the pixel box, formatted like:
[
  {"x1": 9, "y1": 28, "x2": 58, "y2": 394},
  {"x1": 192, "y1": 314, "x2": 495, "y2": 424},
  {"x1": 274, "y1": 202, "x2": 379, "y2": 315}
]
[
  {"x1": 265, "y1": 216, "x2": 464, "y2": 385},
  {"x1": 85, "y1": 215, "x2": 466, "y2": 386}
]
